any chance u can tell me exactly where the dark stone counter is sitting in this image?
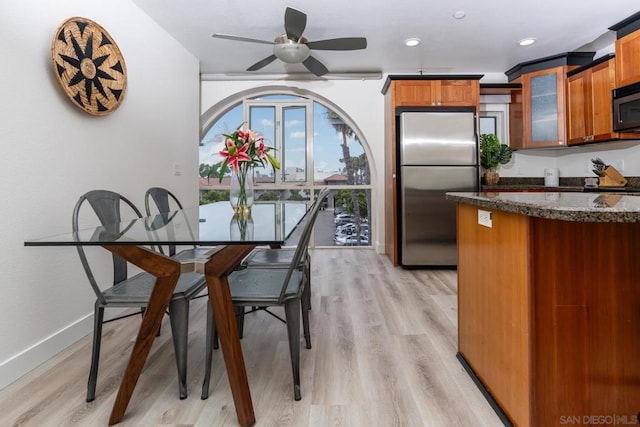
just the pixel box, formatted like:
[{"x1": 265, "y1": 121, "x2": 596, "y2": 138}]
[{"x1": 446, "y1": 191, "x2": 640, "y2": 222}]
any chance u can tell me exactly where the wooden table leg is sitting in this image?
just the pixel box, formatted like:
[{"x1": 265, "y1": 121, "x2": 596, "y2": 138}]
[
  {"x1": 100, "y1": 245, "x2": 181, "y2": 426},
  {"x1": 205, "y1": 245, "x2": 256, "y2": 427}
]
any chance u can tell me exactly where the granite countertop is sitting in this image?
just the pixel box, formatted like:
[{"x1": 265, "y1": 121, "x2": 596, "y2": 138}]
[{"x1": 446, "y1": 191, "x2": 640, "y2": 223}]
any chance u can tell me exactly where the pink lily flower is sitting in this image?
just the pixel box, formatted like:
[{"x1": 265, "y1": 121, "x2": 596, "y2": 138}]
[
  {"x1": 220, "y1": 139, "x2": 251, "y2": 171},
  {"x1": 256, "y1": 139, "x2": 269, "y2": 164}
]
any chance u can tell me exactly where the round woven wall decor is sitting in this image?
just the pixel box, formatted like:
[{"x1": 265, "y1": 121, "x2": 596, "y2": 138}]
[{"x1": 51, "y1": 17, "x2": 127, "y2": 116}]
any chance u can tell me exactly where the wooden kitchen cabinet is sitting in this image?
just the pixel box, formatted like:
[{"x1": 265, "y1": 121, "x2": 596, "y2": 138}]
[
  {"x1": 567, "y1": 56, "x2": 638, "y2": 145},
  {"x1": 381, "y1": 75, "x2": 482, "y2": 266},
  {"x1": 392, "y1": 79, "x2": 479, "y2": 107},
  {"x1": 456, "y1": 201, "x2": 640, "y2": 427},
  {"x1": 506, "y1": 52, "x2": 594, "y2": 149},
  {"x1": 615, "y1": 29, "x2": 640, "y2": 87},
  {"x1": 521, "y1": 66, "x2": 569, "y2": 148}
]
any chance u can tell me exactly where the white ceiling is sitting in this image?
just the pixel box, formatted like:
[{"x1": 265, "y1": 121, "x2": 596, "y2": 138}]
[{"x1": 132, "y1": 0, "x2": 639, "y2": 80}]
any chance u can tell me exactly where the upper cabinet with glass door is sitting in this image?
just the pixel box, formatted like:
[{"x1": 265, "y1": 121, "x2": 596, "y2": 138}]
[
  {"x1": 524, "y1": 66, "x2": 566, "y2": 148},
  {"x1": 506, "y1": 53, "x2": 594, "y2": 149}
]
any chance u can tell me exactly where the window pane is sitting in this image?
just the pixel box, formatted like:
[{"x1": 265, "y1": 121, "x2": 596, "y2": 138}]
[
  {"x1": 255, "y1": 189, "x2": 310, "y2": 202},
  {"x1": 480, "y1": 117, "x2": 497, "y2": 135},
  {"x1": 249, "y1": 106, "x2": 276, "y2": 183},
  {"x1": 283, "y1": 106, "x2": 306, "y2": 182},
  {"x1": 199, "y1": 103, "x2": 243, "y2": 182},
  {"x1": 313, "y1": 102, "x2": 369, "y2": 185},
  {"x1": 313, "y1": 189, "x2": 371, "y2": 247}
]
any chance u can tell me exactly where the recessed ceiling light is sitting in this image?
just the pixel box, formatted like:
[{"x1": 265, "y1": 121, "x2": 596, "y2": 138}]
[
  {"x1": 518, "y1": 38, "x2": 537, "y2": 46},
  {"x1": 453, "y1": 11, "x2": 466, "y2": 19},
  {"x1": 404, "y1": 38, "x2": 421, "y2": 47}
]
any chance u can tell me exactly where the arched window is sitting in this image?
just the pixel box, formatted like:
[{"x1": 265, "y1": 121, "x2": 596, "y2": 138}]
[{"x1": 199, "y1": 92, "x2": 372, "y2": 248}]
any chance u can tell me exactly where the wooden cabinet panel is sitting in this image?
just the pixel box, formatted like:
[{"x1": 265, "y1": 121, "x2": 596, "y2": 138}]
[
  {"x1": 393, "y1": 80, "x2": 479, "y2": 107},
  {"x1": 567, "y1": 70, "x2": 592, "y2": 143},
  {"x1": 508, "y1": 81, "x2": 524, "y2": 150},
  {"x1": 530, "y1": 217, "x2": 640, "y2": 427},
  {"x1": 457, "y1": 204, "x2": 531, "y2": 426},
  {"x1": 383, "y1": 89, "x2": 397, "y2": 266},
  {"x1": 393, "y1": 81, "x2": 437, "y2": 106},
  {"x1": 615, "y1": 30, "x2": 640, "y2": 87},
  {"x1": 521, "y1": 66, "x2": 568, "y2": 148},
  {"x1": 439, "y1": 80, "x2": 479, "y2": 106},
  {"x1": 590, "y1": 60, "x2": 615, "y2": 137}
]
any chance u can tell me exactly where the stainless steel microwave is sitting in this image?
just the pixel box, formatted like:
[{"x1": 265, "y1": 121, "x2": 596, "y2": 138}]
[{"x1": 613, "y1": 81, "x2": 640, "y2": 132}]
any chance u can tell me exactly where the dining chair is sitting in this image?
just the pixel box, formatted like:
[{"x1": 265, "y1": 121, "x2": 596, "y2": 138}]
[
  {"x1": 201, "y1": 188, "x2": 330, "y2": 401},
  {"x1": 239, "y1": 187, "x2": 331, "y2": 311},
  {"x1": 144, "y1": 187, "x2": 217, "y2": 262},
  {"x1": 210, "y1": 188, "x2": 330, "y2": 350},
  {"x1": 73, "y1": 189, "x2": 207, "y2": 401}
]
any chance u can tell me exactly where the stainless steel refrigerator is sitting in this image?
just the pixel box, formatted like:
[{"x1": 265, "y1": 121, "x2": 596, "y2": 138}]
[{"x1": 397, "y1": 110, "x2": 479, "y2": 267}]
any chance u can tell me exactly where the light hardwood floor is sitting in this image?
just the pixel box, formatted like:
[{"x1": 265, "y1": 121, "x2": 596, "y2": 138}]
[{"x1": 0, "y1": 249, "x2": 502, "y2": 426}]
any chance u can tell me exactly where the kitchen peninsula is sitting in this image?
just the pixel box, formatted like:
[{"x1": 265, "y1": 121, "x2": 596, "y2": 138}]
[{"x1": 446, "y1": 191, "x2": 640, "y2": 427}]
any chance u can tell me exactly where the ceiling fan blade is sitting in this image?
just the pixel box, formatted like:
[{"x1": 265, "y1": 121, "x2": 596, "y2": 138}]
[
  {"x1": 284, "y1": 7, "x2": 307, "y2": 41},
  {"x1": 307, "y1": 37, "x2": 367, "y2": 51},
  {"x1": 212, "y1": 33, "x2": 274, "y2": 45},
  {"x1": 302, "y1": 55, "x2": 329, "y2": 77},
  {"x1": 247, "y1": 54, "x2": 278, "y2": 71}
]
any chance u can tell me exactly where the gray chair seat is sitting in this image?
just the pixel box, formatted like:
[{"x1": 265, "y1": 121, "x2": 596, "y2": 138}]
[
  {"x1": 102, "y1": 271, "x2": 206, "y2": 303},
  {"x1": 228, "y1": 269, "x2": 304, "y2": 304},
  {"x1": 243, "y1": 247, "x2": 297, "y2": 266},
  {"x1": 171, "y1": 247, "x2": 219, "y2": 263}
]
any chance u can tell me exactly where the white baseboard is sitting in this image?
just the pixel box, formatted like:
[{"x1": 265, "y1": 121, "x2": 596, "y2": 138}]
[{"x1": 0, "y1": 314, "x2": 93, "y2": 391}]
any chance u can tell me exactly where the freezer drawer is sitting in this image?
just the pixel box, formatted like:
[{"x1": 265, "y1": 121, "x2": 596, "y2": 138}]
[
  {"x1": 400, "y1": 112, "x2": 477, "y2": 166},
  {"x1": 400, "y1": 166, "x2": 478, "y2": 266}
]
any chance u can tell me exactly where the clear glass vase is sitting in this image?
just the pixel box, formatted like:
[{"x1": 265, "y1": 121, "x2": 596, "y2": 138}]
[
  {"x1": 229, "y1": 166, "x2": 254, "y2": 214},
  {"x1": 229, "y1": 212, "x2": 254, "y2": 241}
]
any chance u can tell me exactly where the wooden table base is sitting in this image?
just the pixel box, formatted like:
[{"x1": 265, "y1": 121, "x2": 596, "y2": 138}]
[{"x1": 102, "y1": 244, "x2": 256, "y2": 427}]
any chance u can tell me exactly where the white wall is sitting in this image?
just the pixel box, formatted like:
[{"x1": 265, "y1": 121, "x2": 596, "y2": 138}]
[
  {"x1": 0, "y1": 0, "x2": 200, "y2": 389},
  {"x1": 200, "y1": 79, "x2": 386, "y2": 252}
]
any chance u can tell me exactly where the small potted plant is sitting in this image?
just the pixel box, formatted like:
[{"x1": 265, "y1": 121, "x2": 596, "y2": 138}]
[{"x1": 479, "y1": 133, "x2": 512, "y2": 185}]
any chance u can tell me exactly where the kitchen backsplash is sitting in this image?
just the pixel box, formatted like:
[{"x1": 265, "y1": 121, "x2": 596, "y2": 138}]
[{"x1": 499, "y1": 140, "x2": 640, "y2": 178}]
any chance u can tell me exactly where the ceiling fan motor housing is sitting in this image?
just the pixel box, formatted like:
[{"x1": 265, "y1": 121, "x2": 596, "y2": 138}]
[{"x1": 274, "y1": 35, "x2": 310, "y2": 63}]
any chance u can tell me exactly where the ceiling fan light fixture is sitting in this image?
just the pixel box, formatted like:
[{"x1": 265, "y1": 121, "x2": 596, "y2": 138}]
[
  {"x1": 273, "y1": 39, "x2": 310, "y2": 63},
  {"x1": 404, "y1": 38, "x2": 421, "y2": 47}
]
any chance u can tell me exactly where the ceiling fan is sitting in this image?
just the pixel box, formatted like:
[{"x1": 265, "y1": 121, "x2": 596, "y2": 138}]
[{"x1": 212, "y1": 7, "x2": 367, "y2": 77}]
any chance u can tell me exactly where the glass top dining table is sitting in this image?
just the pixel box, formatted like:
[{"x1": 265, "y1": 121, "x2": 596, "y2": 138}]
[
  {"x1": 25, "y1": 200, "x2": 311, "y2": 427},
  {"x1": 26, "y1": 201, "x2": 310, "y2": 247}
]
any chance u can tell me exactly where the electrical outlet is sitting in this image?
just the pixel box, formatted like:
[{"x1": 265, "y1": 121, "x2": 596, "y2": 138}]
[
  {"x1": 586, "y1": 160, "x2": 593, "y2": 173},
  {"x1": 616, "y1": 160, "x2": 625, "y2": 172},
  {"x1": 478, "y1": 209, "x2": 492, "y2": 228}
]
